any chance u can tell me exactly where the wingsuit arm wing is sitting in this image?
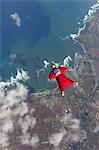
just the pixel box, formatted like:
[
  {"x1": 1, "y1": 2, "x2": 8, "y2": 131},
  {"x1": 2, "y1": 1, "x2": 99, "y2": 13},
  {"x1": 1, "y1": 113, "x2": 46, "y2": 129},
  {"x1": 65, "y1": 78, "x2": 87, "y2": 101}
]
[
  {"x1": 59, "y1": 66, "x2": 68, "y2": 73},
  {"x1": 48, "y1": 71, "x2": 56, "y2": 80}
]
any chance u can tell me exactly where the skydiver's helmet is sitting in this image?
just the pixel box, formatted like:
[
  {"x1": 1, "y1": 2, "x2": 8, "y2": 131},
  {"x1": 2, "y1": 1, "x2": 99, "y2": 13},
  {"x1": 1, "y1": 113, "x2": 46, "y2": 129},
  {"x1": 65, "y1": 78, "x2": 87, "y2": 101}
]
[
  {"x1": 51, "y1": 63, "x2": 56, "y2": 69},
  {"x1": 51, "y1": 63, "x2": 59, "y2": 74}
]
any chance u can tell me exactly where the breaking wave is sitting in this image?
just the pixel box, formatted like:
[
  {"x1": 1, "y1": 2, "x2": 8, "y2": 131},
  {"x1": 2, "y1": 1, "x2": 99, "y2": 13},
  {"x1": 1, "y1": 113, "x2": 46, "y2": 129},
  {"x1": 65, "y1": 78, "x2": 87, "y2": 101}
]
[
  {"x1": 0, "y1": 69, "x2": 29, "y2": 89},
  {"x1": 70, "y1": 1, "x2": 99, "y2": 43}
]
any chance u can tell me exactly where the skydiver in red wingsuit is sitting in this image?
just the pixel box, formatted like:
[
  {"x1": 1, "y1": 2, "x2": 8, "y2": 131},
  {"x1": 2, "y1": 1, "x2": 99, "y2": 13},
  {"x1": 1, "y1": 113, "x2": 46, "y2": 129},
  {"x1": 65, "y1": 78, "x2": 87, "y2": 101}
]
[{"x1": 48, "y1": 63, "x2": 75, "y2": 96}]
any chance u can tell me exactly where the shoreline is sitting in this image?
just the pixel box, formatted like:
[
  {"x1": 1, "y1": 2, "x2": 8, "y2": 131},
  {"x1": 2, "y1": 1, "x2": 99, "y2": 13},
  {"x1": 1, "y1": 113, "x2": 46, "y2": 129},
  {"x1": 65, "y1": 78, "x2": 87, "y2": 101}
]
[{"x1": 70, "y1": 1, "x2": 99, "y2": 53}]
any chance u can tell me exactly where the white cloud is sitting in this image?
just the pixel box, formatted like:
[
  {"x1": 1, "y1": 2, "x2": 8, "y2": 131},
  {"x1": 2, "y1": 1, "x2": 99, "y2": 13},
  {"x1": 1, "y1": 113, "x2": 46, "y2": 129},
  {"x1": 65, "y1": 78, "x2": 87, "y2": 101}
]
[
  {"x1": 20, "y1": 132, "x2": 31, "y2": 145},
  {"x1": 13, "y1": 101, "x2": 28, "y2": 116},
  {"x1": 62, "y1": 112, "x2": 81, "y2": 143},
  {"x1": 71, "y1": 118, "x2": 80, "y2": 129},
  {"x1": 19, "y1": 115, "x2": 36, "y2": 134},
  {"x1": 71, "y1": 133, "x2": 80, "y2": 142},
  {"x1": 20, "y1": 133, "x2": 39, "y2": 146},
  {"x1": 49, "y1": 128, "x2": 66, "y2": 148},
  {"x1": 0, "y1": 132, "x2": 9, "y2": 148},
  {"x1": 5, "y1": 84, "x2": 28, "y2": 107},
  {"x1": 10, "y1": 12, "x2": 21, "y2": 27},
  {"x1": 30, "y1": 135, "x2": 39, "y2": 146},
  {"x1": 1, "y1": 118, "x2": 14, "y2": 133},
  {"x1": 63, "y1": 113, "x2": 80, "y2": 131},
  {"x1": 0, "y1": 69, "x2": 30, "y2": 89},
  {"x1": 0, "y1": 83, "x2": 28, "y2": 149},
  {"x1": 0, "y1": 70, "x2": 36, "y2": 149},
  {"x1": 63, "y1": 113, "x2": 72, "y2": 123},
  {"x1": 0, "y1": 108, "x2": 11, "y2": 120}
]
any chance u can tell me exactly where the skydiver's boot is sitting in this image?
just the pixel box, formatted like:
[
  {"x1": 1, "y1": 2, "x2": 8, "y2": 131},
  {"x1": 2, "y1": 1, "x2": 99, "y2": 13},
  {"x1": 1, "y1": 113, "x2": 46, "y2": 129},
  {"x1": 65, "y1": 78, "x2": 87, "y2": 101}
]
[
  {"x1": 61, "y1": 91, "x2": 65, "y2": 97},
  {"x1": 73, "y1": 82, "x2": 78, "y2": 86}
]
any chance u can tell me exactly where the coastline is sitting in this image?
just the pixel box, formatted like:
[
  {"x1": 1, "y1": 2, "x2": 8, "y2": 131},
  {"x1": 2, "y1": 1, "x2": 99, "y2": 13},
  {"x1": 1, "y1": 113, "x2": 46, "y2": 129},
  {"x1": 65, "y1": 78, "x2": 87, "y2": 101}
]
[{"x1": 70, "y1": 1, "x2": 99, "y2": 53}]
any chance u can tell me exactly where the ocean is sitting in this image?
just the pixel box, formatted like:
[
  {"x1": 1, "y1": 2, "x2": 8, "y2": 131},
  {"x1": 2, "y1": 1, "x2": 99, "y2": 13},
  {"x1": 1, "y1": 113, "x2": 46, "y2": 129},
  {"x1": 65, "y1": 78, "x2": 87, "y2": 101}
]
[{"x1": 1, "y1": 0, "x2": 95, "y2": 91}]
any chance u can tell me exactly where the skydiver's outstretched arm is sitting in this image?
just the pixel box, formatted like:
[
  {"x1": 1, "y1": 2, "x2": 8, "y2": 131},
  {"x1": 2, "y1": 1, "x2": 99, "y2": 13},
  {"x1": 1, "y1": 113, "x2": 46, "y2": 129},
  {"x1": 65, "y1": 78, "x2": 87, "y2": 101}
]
[
  {"x1": 59, "y1": 66, "x2": 69, "y2": 73},
  {"x1": 48, "y1": 71, "x2": 56, "y2": 81}
]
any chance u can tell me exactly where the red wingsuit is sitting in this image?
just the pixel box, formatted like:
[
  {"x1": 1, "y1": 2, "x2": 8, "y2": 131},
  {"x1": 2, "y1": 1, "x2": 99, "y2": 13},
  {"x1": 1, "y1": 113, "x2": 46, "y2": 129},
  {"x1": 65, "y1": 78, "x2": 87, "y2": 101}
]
[{"x1": 48, "y1": 66, "x2": 74, "y2": 92}]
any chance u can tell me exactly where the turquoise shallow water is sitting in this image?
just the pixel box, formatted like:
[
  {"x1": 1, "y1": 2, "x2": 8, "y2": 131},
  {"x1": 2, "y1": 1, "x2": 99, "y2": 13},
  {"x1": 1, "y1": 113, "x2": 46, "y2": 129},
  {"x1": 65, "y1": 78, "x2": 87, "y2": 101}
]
[{"x1": 1, "y1": 0, "x2": 95, "y2": 91}]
